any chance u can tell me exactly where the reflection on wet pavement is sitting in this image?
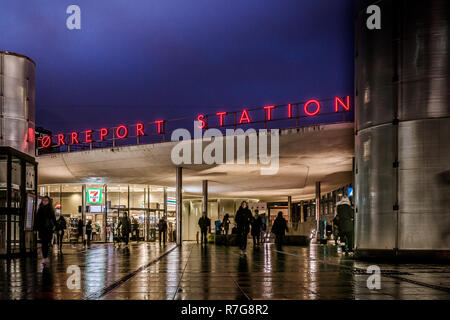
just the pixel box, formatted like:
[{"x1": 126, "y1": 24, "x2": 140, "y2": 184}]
[{"x1": 1, "y1": 242, "x2": 449, "y2": 300}]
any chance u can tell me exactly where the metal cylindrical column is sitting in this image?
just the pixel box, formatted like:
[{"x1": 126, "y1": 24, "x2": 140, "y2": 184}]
[
  {"x1": 0, "y1": 52, "x2": 35, "y2": 157},
  {"x1": 176, "y1": 167, "x2": 183, "y2": 246},
  {"x1": 163, "y1": 187, "x2": 167, "y2": 219},
  {"x1": 315, "y1": 182, "x2": 321, "y2": 238},
  {"x1": 355, "y1": 0, "x2": 450, "y2": 257},
  {"x1": 81, "y1": 184, "x2": 87, "y2": 242}
]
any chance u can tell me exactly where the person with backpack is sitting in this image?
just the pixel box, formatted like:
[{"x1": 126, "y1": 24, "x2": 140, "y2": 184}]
[
  {"x1": 117, "y1": 212, "x2": 131, "y2": 245},
  {"x1": 55, "y1": 215, "x2": 67, "y2": 253},
  {"x1": 271, "y1": 211, "x2": 289, "y2": 250},
  {"x1": 34, "y1": 196, "x2": 57, "y2": 265},
  {"x1": 158, "y1": 217, "x2": 168, "y2": 245}
]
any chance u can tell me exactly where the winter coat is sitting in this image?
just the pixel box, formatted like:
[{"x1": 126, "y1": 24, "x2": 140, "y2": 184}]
[
  {"x1": 118, "y1": 217, "x2": 131, "y2": 234},
  {"x1": 336, "y1": 203, "x2": 354, "y2": 233},
  {"x1": 271, "y1": 216, "x2": 288, "y2": 236},
  {"x1": 198, "y1": 216, "x2": 211, "y2": 231},
  {"x1": 34, "y1": 205, "x2": 57, "y2": 237},
  {"x1": 55, "y1": 216, "x2": 67, "y2": 231},
  {"x1": 251, "y1": 215, "x2": 262, "y2": 236},
  {"x1": 158, "y1": 219, "x2": 167, "y2": 232},
  {"x1": 235, "y1": 207, "x2": 252, "y2": 233}
]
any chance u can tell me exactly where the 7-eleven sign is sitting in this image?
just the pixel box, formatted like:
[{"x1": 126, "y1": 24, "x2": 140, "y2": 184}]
[{"x1": 87, "y1": 188, "x2": 102, "y2": 204}]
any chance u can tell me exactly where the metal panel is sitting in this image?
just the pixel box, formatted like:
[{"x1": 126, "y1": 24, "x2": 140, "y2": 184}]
[
  {"x1": 355, "y1": 124, "x2": 396, "y2": 250},
  {"x1": 355, "y1": 0, "x2": 450, "y2": 253},
  {"x1": 355, "y1": 0, "x2": 395, "y2": 131},
  {"x1": 398, "y1": 118, "x2": 450, "y2": 250},
  {"x1": 0, "y1": 52, "x2": 35, "y2": 157}
]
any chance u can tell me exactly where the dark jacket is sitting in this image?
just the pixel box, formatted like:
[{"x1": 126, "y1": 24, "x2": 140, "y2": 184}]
[
  {"x1": 336, "y1": 204, "x2": 354, "y2": 233},
  {"x1": 55, "y1": 216, "x2": 67, "y2": 231},
  {"x1": 235, "y1": 207, "x2": 252, "y2": 233},
  {"x1": 34, "y1": 205, "x2": 57, "y2": 236},
  {"x1": 271, "y1": 216, "x2": 288, "y2": 236},
  {"x1": 251, "y1": 215, "x2": 262, "y2": 236},
  {"x1": 118, "y1": 216, "x2": 131, "y2": 234},
  {"x1": 198, "y1": 216, "x2": 211, "y2": 231},
  {"x1": 158, "y1": 219, "x2": 167, "y2": 232},
  {"x1": 221, "y1": 216, "x2": 230, "y2": 231},
  {"x1": 77, "y1": 220, "x2": 83, "y2": 234},
  {"x1": 86, "y1": 222, "x2": 92, "y2": 234}
]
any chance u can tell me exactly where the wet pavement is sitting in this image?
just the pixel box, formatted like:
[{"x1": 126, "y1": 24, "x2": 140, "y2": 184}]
[{"x1": 1, "y1": 242, "x2": 450, "y2": 300}]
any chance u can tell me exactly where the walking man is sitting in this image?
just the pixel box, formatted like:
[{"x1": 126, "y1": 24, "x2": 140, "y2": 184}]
[
  {"x1": 235, "y1": 201, "x2": 252, "y2": 255},
  {"x1": 198, "y1": 211, "x2": 211, "y2": 247}
]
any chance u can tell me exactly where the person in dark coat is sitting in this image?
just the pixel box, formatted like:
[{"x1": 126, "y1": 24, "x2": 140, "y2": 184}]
[
  {"x1": 34, "y1": 196, "x2": 57, "y2": 265},
  {"x1": 55, "y1": 215, "x2": 67, "y2": 253},
  {"x1": 117, "y1": 212, "x2": 131, "y2": 245},
  {"x1": 235, "y1": 201, "x2": 253, "y2": 255},
  {"x1": 158, "y1": 217, "x2": 168, "y2": 245},
  {"x1": 251, "y1": 210, "x2": 262, "y2": 247},
  {"x1": 85, "y1": 220, "x2": 93, "y2": 246},
  {"x1": 77, "y1": 219, "x2": 84, "y2": 243},
  {"x1": 221, "y1": 213, "x2": 231, "y2": 235},
  {"x1": 336, "y1": 196, "x2": 354, "y2": 252},
  {"x1": 198, "y1": 212, "x2": 211, "y2": 246},
  {"x1": 271, "y1": 211, "x2": 289, "y2": 250}
]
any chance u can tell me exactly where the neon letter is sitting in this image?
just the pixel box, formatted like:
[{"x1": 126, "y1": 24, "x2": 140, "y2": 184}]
[
  {"x1": 216, "y1": 112, "x2": 227, "y2": 126},
  {"x1": 57, "y1": 134, "x2": 65, "y2": 146},
  {"x1": 335, "y1": 96, "x2": 350, "y2": 112},
  {"x1": 197, "y1": 114, "x2": 206, "y2": 129},
  {"x1": 85, "y1": 129, "x2": 93, "y2": 143},
  {"x1": 264, "y1": 105, "x2": 275, "y2": 121},
  {"x1": 155, "y1": 120, "x2": 164, "y2": 134},
  {"x1": 42, "y1": 135, "x2": 52, "y2": 148},
  {"x1": 239, "y1": 109, "x2": 251, "y2": 124},
  {"x1": 71, "y1": 132, "x2": 79, "y2": 144},
  {"x1": 304, "y1": 99, "x2": 321, "y2": 116},
  {"x1": 116, "y1": 125, "x2": 128, "y2": 139},
  {"x1": 288, "y1": 104, "x2": 292, "y2": 118},
  {"x1": 136, "y1": 123, "x2": 145, "y2": 136},
  {"x1": 99, "y1": 128, "x2": 108, "y2": 141}
]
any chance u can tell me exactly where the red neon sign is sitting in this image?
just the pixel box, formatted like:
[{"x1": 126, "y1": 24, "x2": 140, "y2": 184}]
[
  {"x1": 239, "y1": 109, "x2": 251, "y2": 124},
  {"x1": 216, "y1": 112, "x2": 227, "y2": 126},
  {"x1": 100, "y1": 128, "x2": 108, "y2": 141},
  {"x1": 197, "y1": 114, "x2": 206, "y2": 129},
  {"x1": 40, "y1": 95, "x2": 350, "y2": 149},
  {"x1": 155, "y1": 120, "x2": 164, "y2": 134},
  {"x1": 42, "y1": 135, "x2": 52, "y2": 148},
  {"x1": 304, "y1": 99, "x2": 321, "y2": 116},
  {"x1": 136, "y1": 123, "x2": 145, "y2": 136},
  {"x1": 116, "y1": 125, "x2": 128, "y2": 139},
  {"x1": 57, "y1": 133, "x2": 65, "y2": 146},
  {"x1": 335, "y1": 96, "x2": 350, "y2": 112},
  {"x1": 85, "y1": 129, "x2": 93, "y2": 143},
  {"x1": 71, "y1": 132, "x2": 79, "y2": 144},
  {"x1": 264, "y1": 105, "x2": 275, "y2": 121}
]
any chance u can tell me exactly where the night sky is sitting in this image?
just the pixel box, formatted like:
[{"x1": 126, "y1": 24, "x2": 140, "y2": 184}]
[{"x1": 1, "y1": 0, "x2": 354, "y2": 133}]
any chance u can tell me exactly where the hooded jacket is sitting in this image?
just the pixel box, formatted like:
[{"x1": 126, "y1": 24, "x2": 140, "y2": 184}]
[{"x1": 235, "y1": 206, "x2": 252, "y2": 233}]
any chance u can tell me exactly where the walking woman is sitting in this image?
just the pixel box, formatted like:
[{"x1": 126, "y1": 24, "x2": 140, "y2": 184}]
[
  {"x1": 55, "y1": 215, "x2": 67, "y2": 253},
  {"x1": 34, "y1": 196, "x2": 57, "y2": 265},
  {"x1": 235, "y1": 201, "x2": 252, "y2": 255},
  {"x1": 271, "y1": 211, "x2": 289, "y2": 250}
]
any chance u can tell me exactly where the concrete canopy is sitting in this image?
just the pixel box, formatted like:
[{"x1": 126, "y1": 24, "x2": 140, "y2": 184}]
[{"x1": 37, "y1": 122, "x2": 354, "y2": 202}]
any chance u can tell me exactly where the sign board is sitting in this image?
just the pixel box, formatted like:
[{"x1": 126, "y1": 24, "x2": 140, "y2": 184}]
[
  {"x1": 167, "y1": 196, "x2": 176, "y2": 207},
  {"x1": 248, "y1": 202, "x2": 267, "y2": 213},
  {"x1": 25, "y1": 194, "x2": 35, "y2": 231},
  {"x1": 87, "y1": 188, "x2": 102, "y2": 204},
  {"x1": 348, "y1": 187, "x2": 353, "y2": 197}
]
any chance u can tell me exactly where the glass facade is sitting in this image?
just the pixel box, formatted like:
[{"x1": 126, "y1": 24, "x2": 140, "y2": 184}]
[{"x1": 39, "y1": 183, "x2": 177, "y2": 243}]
